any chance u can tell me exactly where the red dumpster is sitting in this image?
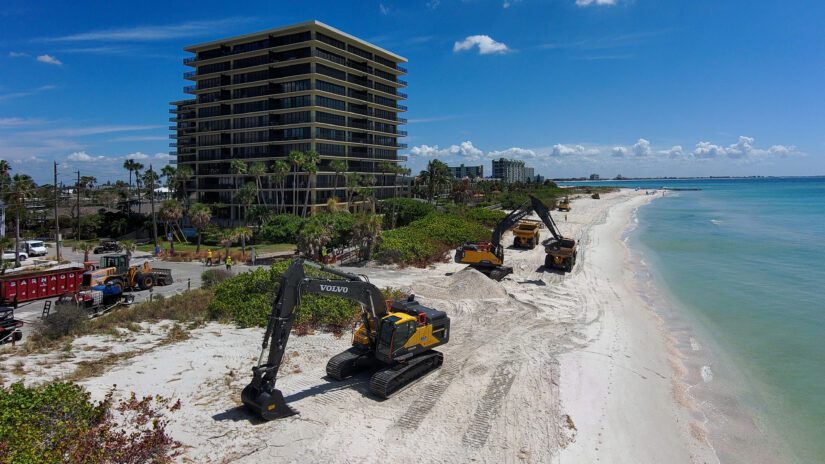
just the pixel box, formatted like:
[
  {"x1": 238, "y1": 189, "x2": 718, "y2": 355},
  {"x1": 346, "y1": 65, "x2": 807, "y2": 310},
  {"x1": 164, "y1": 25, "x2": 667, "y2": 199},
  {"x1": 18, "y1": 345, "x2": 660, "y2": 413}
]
[{"x1": 0, "y1": 266, "x2": 85, "y2": 306}]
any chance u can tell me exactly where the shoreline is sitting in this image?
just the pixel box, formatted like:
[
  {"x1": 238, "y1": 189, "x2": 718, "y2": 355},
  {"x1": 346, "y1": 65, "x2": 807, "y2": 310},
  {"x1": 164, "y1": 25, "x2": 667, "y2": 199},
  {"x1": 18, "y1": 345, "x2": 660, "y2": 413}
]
[
  {"x1": 628, "y1": 197, "x2": 793, "y2": 464},
  {"x1": 557, "y1": 192, "x2": 719, "y2": 463}
]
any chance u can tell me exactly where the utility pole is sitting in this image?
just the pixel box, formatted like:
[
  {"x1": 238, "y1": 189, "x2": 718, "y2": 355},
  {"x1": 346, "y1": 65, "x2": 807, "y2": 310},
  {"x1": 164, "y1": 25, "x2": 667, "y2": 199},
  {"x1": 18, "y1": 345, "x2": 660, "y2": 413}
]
[
  {"x1": 54, "y1": 162, "x2": 61, "y2": 261},
  {"x1": 149, "y1": 164, "x2": 158, "y2": 248},
  {"x1": 75, "y1": 171, "x2": 81, "y2": 241}
]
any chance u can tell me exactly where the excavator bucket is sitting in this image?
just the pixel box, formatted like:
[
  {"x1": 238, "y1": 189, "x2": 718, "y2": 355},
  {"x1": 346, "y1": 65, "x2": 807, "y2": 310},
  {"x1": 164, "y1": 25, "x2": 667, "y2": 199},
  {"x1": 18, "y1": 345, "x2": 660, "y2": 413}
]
[{"x1": 241, "y1": 383, "x2": 297, "y2": 421}]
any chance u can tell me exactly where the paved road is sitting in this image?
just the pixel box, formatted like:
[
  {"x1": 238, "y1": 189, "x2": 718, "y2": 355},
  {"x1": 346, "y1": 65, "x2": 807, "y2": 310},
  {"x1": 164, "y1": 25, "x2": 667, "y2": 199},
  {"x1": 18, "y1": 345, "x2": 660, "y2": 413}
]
[{"x1": 8, "y1": 246, "x2": 256, "y2": 341}]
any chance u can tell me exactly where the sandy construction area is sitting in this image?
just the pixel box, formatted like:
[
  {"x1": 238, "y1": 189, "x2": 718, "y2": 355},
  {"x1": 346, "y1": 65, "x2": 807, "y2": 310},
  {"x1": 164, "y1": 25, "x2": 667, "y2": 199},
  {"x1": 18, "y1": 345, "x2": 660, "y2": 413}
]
[{"x1": 4, "y1": 190, "x2": 718, "y2": 463}]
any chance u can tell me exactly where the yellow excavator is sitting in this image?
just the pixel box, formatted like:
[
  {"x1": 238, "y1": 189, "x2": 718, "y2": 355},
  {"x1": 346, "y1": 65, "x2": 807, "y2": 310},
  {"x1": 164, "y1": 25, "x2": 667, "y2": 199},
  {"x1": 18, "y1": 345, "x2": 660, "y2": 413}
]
[
  {"x1": 454, "y1": 199, "x2": 535, "y2": 280},
  {"x1": 455, "y1": 196, "x2": 578, "y2": 278},
  {"x1": 557, "y1": 196, "x2": 571, "y2": 212},
  {"x1": 242, "y1": 259, "x2": 451, "y2": 420}
]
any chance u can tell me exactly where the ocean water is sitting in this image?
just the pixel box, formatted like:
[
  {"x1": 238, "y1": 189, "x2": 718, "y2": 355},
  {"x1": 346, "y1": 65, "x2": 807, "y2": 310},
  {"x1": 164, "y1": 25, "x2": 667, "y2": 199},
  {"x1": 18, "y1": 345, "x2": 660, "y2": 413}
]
[{"x1": 564, "y1": 178, "x2": 825, "y2": 463}]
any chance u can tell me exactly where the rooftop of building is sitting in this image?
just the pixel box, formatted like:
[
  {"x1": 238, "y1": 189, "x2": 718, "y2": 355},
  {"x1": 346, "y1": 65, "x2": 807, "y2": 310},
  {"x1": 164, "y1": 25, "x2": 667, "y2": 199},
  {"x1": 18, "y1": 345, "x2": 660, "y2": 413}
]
[{"x1": 183, "y1": 20, "x2": 406, "y2": 63}]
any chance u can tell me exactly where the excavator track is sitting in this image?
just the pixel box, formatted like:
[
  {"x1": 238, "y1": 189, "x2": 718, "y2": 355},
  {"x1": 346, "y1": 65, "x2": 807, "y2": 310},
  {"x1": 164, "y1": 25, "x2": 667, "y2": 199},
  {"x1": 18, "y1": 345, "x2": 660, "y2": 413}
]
[
  {"x1": 326, "y1": 347, "x2": 372, "y2": 380},
  {"x1": 369, "y1": 351, "x2": 444, "y2": 398}
]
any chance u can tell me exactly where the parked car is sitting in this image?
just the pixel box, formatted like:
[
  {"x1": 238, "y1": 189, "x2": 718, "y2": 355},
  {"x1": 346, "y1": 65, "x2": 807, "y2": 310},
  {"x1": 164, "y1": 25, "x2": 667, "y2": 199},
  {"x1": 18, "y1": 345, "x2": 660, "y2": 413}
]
[
  {"x1": 1, "y1": 251, "x2": 28, "y2": 261},
  {"x1": 93, "y1": 240, "x2": 122, "y2": 254},
  {"x1": 21, "y1": 240, "x2": 48, "y2": 257}
]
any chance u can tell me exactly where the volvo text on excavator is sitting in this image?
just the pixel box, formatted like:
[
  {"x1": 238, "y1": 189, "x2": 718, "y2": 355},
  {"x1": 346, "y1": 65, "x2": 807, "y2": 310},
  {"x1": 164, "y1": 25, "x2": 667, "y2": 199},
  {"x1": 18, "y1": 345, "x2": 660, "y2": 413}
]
[
  {"x1": 453, "y1": 199, "x2": 535, "y2": 280},
  {"x1": 242, "y1": 259, "x2": 450, "y2": 420}
]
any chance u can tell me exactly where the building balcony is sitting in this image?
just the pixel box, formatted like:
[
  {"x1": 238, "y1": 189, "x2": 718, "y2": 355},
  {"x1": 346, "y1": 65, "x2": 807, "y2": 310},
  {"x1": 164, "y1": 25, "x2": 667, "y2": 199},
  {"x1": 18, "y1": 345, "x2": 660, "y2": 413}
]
[
  {"x1": 184, "y1": 85, "x2": 196, "y2": 94},
  {"x1": 184, "y1": 71, "x2": 196, "y2": 79},
  {"x1": 184, "y1": 56, "x2": 196, "y2": 65},
  {"x1": 169, "y1": 142, "x2": 177, "y2": 148},
  {"x1": 397, "y1": 65, "x2": 408, "y2": 73}
]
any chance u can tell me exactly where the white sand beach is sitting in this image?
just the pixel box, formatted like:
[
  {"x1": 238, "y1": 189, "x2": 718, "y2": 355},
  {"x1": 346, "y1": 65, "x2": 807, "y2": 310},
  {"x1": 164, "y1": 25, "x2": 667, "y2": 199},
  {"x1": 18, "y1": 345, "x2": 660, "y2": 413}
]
[{"x1": 2, "y1": 190, "x2": 719, "y2": 463}]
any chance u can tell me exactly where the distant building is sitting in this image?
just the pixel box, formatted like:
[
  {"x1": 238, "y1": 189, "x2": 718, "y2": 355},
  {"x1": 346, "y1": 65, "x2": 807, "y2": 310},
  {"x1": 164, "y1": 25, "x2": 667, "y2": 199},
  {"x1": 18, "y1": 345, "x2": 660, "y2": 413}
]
[
  {"x1": 448, "y1": 164, "x2": 484, "y2": 179},
  {"x1": 492, "y1": 158, "x2": 526, "y2": 183},
  {"x1": 589, "y1": 173, "x2": 600, "y2": 180},
  {"x1": 524, "y1": 167, "x2": 535, "y2": 182}
]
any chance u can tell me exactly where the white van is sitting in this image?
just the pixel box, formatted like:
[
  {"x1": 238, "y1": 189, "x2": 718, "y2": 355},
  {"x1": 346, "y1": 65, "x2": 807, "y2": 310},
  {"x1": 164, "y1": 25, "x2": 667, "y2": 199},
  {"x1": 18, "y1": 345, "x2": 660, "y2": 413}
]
[{"x1": 21, "y1": 240, "x2": 48, "y2": 257}]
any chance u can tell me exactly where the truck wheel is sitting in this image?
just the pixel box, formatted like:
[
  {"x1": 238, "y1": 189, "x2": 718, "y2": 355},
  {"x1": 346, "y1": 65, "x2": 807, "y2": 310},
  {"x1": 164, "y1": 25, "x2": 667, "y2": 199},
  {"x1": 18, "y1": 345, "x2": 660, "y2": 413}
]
[
  {"x1": 107, "y1": 278, "x2": 124, "y2": 293},
  {"x1": 137, "y1": 274, "x2": 154, "y2": 290}
]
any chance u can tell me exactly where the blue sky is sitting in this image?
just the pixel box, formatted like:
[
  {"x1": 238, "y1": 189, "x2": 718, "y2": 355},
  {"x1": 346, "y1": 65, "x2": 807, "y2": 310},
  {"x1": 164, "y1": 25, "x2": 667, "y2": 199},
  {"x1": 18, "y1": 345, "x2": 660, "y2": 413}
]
[{"x1": 1, "y1": 0, "x2": 823, "y2": 184}]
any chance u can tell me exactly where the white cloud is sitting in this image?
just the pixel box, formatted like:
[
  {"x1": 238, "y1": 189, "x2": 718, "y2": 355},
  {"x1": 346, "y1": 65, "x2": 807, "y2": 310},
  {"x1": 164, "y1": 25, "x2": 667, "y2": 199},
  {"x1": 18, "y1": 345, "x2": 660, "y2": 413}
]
[
  {"x1": 490, "y1": 147, "x2": 537, "y2": 159},
  {"x1": 153, "y1": 153, "x2": 175, "y2": 160},
  {"x1": 632, "y1": 138, "x2": 652, "y2": 157},
  {"x1": 26, "y1": 124, "x2": 162, "y2": 137},
  {"x1": 426, "y1": 0, "x2": 441, "y2": 9},
  {"x1": 67, "y1": 151, "x2": 104, "y2": 162},
  {"x1": 0, "y1": 85, "x2": 56, "y2": 102},
  {"x1": 611, "y1": 146, "x2": 629, "y2": 157},
  {"x1": 503, "y1": 0, "x2": 522, "y2": 8},
  {"x1": 550, "y1": 144, "x2": 599, "y2": 157},
  {"x1": 691, "y1": 136, "x2": 795, "y2": 160},
  {"x1": 379, "y1": 3, "x2": 390, "y2": 15},
  {"x1": 8, "y1": 51, "x2": 29, "y2": 57},
  {"x1": 44, "y1": 18, "x2": 251, "y2": 42},
  {"x1": 125, "y1": 152, "x2": 149, "y2": 160},
  {"x1": 453, "y1": 35, "x2": 510, "y2": 55},
  {"x1": 36, "y1": 54, "x2": 62, "y2": 65},
  {"x1": 0, "y1": 117, "x2": 47, "y2": 128},
  {"x1": 576, "y1": 0, "x2": 617, "y2": 6},
  {"x1": 660, "y1": 145, "x2": 684, "y2": 158}
]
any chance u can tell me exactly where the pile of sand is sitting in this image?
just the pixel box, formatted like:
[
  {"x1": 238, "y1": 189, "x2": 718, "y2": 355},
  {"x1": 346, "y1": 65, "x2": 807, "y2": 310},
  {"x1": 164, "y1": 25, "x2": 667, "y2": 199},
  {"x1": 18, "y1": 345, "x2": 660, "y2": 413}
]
[{"x1": 411, "y1": 267, "x2": 508, "y2": 301}]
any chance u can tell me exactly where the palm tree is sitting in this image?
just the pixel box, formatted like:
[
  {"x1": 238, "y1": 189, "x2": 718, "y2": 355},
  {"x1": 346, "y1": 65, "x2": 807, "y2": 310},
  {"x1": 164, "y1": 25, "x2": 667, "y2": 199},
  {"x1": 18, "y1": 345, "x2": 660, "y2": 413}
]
[
  {"x1": 142, "y1": 167, "x2": 159, "y2": 248},
  {"x1": 296, "y1": 218, "x2": 331, "y2": 259},
  {"x1": 248, "y1": 161, "x2": 267, "y2": 206},
  {"x1": 218, "y1": 229, "x2": 235, "y2": 256},
  {"x1": 230, "y1": 159, "x2": 247, "y2": 225},
  {"x1": 188, "y1": 202, "x2": 212, "y2": 253},
  {"x1": 132, "y1": 162, "x2": 145, "y2": 214},
  {"x1": 233, "y1": 226, "x2": 252, "y2": 259},
  {"x1": 287, "y1": 150, "x2": 305, "y2": 216},
  {"x1": 271, "y1": 160, "x2": 290, "y2": 213},
  {"x1": 353, "y1": 213, "x2": 382, "y2": 261},
  {"x1": 302, "y1": 150, "x2": 319, "y2": 217},
  {"x1": 75, "y1": 241, "x2": 94, "y2": 264},
  {"x1": 420, "y1": 159, "x2": 453, "y2": 204},
  {"x1": 159, "y1": 199, "x2": 183, "y2": 254},
  {"x1": 173, "y1": 165, "x2": 193, "y2": 210},
  {"x1": 330, "y1": 159, "x2": 347, "y2": 204},
  {"x1": 122, "y1": 160, "x2": 138, "y2": 213},
  {"x1": 161, "y1": 165, "x2": 177, "y2": 189},
  {"x1": 236, "y1": 182, "x2": 257, "y2": 226},
  {"x1": 6, "y1": 174, "x2": 35, "y2": 267},
  {"x1": 345, "y1": 173, "x2": 361, "y2": 213},
  {"x1": 111, "y1": 218, "x2": 128, "y2": 237},
  {"x1": 0, "y1": 160, "x2": 11, "y2": 193}
]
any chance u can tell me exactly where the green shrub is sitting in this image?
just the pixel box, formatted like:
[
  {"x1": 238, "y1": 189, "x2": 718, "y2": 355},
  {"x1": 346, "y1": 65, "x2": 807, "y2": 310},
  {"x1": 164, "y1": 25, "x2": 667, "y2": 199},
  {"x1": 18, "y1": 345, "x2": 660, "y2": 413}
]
[
  {"x1": 378, "y1": 198, "x2": 436, "y2": 229},
  {"x1": 376, "y1": 213, "x2": 490, "y2": 265},
  {"x1": 208, "y1": 261, "x2": 360, "y2": 330},
  {"x1": 461, "y1": 208, "x2": 506, "y2": 228},
  {"x1": 256, "y1": 214, "x2": 306, "y2": 243},
  {"x1": 201, "y1": 269, "x2": 232, "y2": 289},
  {"x1": 0, "y1": 382, "x2": 180, "y2": 463}
]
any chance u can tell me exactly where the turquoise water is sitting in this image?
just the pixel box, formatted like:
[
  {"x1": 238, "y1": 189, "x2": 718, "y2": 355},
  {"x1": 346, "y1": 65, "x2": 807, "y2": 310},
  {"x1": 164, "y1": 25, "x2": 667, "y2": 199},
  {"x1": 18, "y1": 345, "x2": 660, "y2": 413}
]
[{"x1": 565, "y1": 178, "x2": 825, "y2": 462}]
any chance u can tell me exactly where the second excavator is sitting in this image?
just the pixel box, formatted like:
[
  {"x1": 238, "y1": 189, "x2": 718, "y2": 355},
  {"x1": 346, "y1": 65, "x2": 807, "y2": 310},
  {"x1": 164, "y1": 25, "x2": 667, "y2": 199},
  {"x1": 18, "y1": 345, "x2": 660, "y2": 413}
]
[
  {"x1": 242, "y1": 259, "x2": 450, "y2": 420},
  {"x1": 455, "y1": 196, "x2": 578, "y2": 278}
]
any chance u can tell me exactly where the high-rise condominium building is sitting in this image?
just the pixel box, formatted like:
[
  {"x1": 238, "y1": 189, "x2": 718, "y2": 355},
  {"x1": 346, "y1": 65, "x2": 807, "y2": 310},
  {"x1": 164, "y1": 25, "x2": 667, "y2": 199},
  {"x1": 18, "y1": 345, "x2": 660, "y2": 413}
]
[
  {"x1": 448, "y1": 164, "x2": 484, "y2": 179},
  {"x1": 491, "y1": 158, "x2": 526, "y2": 183},
  {"x1": 171, "y1": 20, "x2": 408, "y2": 218}
]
